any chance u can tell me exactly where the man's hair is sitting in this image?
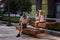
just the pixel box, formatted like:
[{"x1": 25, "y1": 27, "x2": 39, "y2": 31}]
[{"x1": 23, "y1": 14, "x2": 27, "y2": 19}]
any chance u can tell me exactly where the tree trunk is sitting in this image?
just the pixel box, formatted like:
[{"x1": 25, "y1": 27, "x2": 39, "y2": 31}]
[
  {"x1": 20, "y1": 11, "x2": 23, "y2": 16},
  {"x1": 7, "y1": 4, "x2": 12, "y2": 26}
]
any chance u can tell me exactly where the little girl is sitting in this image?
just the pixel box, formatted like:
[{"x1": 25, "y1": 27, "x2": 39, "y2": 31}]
[
  {"x1": 35, "y1": 10, "x2": 45, "y2": 27},
  {"x1": 39, "y1": 10, "x2": 45, "y2": 23},
  {"x1": 35, "y1": 10, "x2": 40, "y2": 27}
]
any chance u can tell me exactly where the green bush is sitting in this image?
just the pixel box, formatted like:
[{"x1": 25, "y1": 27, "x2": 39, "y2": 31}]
[
  {"x1": 30, "y1": 18, "x2": 35, "y2": 21},
  {"x1": 47, "y1": 24, "x2": 60, "y2": 32},
  {"x1": 2, "y1": 16, "x2": 20, "y2": 23},
  {"x1": 1, "y1": 16, "x2": 35, "y2": 23}
]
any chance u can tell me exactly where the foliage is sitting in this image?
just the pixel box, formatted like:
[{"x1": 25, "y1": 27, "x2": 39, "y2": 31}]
[
  {"x1": 16, "y1": 0, "x2": 32, "y2": 13},
  {"x1": 2, "y1": 16, "x2": 35, "y2": 23},
  {"x1": 47, "y1": 24, "x2": 60, "y2": 32},
  {"x1": 4, "y1": 0, "x2": 17, "y2": 13},
  {"x1": 2, "y1": 16, "x2": 20, "y2": 23},
  {"x1": 4, "y1": 0, "x2": 32, "y2": 14}
]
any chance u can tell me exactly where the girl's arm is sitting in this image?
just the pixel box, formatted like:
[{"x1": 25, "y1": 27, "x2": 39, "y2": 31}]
[{"x1": 27, "y1": 16, "x2": 30, "y2": 24}]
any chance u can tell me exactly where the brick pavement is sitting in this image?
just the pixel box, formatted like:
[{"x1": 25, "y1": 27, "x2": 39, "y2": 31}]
[{"x1": 0, "y1": 23, "x2": 60, "y2": 40}]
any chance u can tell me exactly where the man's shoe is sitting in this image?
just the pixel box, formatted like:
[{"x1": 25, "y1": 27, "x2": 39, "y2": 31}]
[{"x1": 16, "y1": 33, "x2": 20, "y2": 37}]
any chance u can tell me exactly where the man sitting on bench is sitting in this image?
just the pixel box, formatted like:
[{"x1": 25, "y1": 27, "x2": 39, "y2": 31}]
[{"x1": 16, "y1": 14, "x2": 29, "y2": 37}]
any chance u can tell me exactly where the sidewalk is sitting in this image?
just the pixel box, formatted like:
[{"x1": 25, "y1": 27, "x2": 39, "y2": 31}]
[{"x1": 0, "y1": 23, "x2": 60, "y2": 40}]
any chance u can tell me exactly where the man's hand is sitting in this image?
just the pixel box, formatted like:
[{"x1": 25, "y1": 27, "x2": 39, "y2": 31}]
[
  {"x1": 19, "y1": 23, "x2": 21, "y2": 25},
  {"x1": 27, "y1": 23, "x2": 29, "y2": 25}
]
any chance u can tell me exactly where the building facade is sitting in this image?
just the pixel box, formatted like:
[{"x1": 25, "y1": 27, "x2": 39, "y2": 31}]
[
  {"x1": 0, "y1": 0, "x2": 60, "y2": 18},
  {"x1": 56, "y1": 0, "x2": 60, "y2": 18},
  {"x1": 35, "y1": 0, "x2": 60, "y2": 18}
]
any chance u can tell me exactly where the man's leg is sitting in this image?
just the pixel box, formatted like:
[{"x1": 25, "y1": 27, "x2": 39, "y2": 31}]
[{"x1": 16, "y1": 23, "x2": 22, "y2": 37}]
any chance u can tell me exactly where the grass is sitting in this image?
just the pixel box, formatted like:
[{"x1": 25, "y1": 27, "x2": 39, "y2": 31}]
[
  {"x1": 1, "y1": 16, "x2": 35, "y2": 23},
  {"x1": 30, "y1": 18, "x2": 35, "y2": 21},
  {"x1": 2, "y1": 16, "x2": 20, "y2": 23},
  {"x1": 47, "y1": 24, "x2": 60, "y2": 31}
]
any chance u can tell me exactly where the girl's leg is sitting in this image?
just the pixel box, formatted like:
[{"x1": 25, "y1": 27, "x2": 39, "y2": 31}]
[
  {"x1": 35, "y1": 22, "x2": 38, "y2": 27},
  {"x1": 35, "y1": 22, "x2": 36, "y2": 27},
  {"x1": 35, "y1": 22, "x2": 39, "y2": 28}
]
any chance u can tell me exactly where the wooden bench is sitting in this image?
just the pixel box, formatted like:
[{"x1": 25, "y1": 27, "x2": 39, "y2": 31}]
[
  {"x1": 23, "y1": 28, "x2": 44, "y2": 36},
  {"x1": 29, "y1": 21, "x2": 57, "y2": 28},
  {"x1": 16, "y1": 26, "x2": 44, "y2": 36},
  {"x1": 16, "y1": 21, "x2": 57, "y2": 36}
]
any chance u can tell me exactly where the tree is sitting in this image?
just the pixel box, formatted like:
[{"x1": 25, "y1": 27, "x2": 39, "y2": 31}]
[
  {"x1": 16, "y1": 0, "x2": 32, "y2": 15},
  {"x1": 4, "y1": 0, "x2": 17, "y2": 26},
  {"x1": 4, "y1": 0, "x2": 17, "y2": 12},
  {"x1": 4, "y1": 0, "x2": 32, "y2": 26}
]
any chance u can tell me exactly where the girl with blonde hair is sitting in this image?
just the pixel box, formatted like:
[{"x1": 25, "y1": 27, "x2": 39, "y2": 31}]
[
  {"x1": 39, "y1": 10, "x2": 45, "y2": 23},
  {"x1": 35, "y1": 10, "x2": 45, "y2": 27}
]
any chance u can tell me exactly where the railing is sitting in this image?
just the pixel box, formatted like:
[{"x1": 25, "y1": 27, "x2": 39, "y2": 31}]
[{"x1": 45, "y1": 18, "x2": 60, "y2": 22}]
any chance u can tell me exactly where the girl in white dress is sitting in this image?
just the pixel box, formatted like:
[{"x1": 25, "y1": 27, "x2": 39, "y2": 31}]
[
  {"x1": 39, "y1": 10, "x2": 45, "y2": 23},
  {"x1": 35, "y1": 10, "x2": 45, "y2": 27},
  {"x1": 35, "y1": 10, "x2": 40, "y2": 27}
]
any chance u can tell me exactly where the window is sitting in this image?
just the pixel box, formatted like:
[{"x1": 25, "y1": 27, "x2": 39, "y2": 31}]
[{"x1": 56, "y1": 0, "x2": 60, "y2": 18}]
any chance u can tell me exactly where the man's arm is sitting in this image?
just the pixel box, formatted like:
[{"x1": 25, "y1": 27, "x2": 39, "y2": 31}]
[{"x1": 19, "y1": 17, "x2": 22, "y2": 25}]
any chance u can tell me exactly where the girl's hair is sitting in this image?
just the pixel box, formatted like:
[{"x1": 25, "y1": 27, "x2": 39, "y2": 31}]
[
  {"x1": 36, "y1": 11, "x2": 39, "y2": 16},
  {"x1": 38, "y1": 10, "x2": 44, "y2": 15},
  {"x1": 36, "y1": 10, "x2": 43, "y2": 16},
  {"x1": 23, "y1": 14, "x2": 27, "y2": 19}
]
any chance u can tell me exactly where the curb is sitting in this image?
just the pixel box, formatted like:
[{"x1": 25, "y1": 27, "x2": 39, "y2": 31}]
[{"x1": 46, "y1": 30, "x2": 60, "y2": 37}]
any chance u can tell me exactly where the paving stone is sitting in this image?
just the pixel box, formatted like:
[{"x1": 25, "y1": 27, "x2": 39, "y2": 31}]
[{"x1": 0, "y1": 23, "x2": 60, "y2": 40}]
